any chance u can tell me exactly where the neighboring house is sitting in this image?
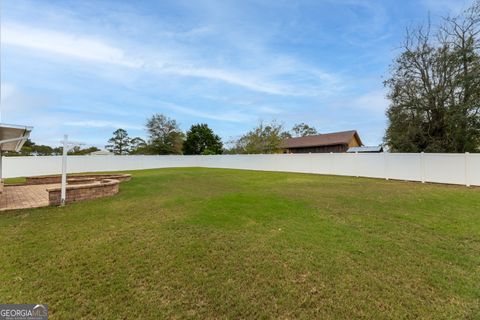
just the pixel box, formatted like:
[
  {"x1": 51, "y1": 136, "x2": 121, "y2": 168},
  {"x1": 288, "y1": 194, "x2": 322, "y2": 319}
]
[
  {"x1": 283, "y1": 130, "x2": 362, "y2": 153},
  {"x1": 347, "y1": 146, "x2": 383, "y2": 153},
  {"x1": 89, "y1": 150, "x2": 113, "y2": 156}
]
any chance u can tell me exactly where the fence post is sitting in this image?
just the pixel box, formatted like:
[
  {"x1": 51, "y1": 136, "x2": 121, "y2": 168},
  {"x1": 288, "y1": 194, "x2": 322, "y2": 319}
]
[
  {"x1": 330, "y1": 152, "x2": 334, "y2": 175},
  {"x1": 465, "y1": 152, "x2": 470, "y2": 187},
  {"x1": 421, "y1": 152, "x2": 425, "y2": 183},
  {"x1": 384, "y1": 151, "x2": 388, "y2": 180},
  {"x1": 355, "y1": 151, "x2": 359, "y2": 177}
]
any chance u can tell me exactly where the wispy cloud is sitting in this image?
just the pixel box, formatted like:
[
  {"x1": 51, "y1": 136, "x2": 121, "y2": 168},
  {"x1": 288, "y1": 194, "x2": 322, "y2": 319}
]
[
  {"x1": 0, "y1": 82, "x2": 53, "y2": 116},
  {"x1": 161, "y1": 101, "x2": 253, "y2": 123},
  {"x1": 421, "y1": 0, "x2": 472, "y2": 15},
  {"x1": 2, "y1": 23, "x2": 140, "y2": 67},
  {"x1": 158, "y1": 26, "x2": 214, "y2": 39},
  {"x1": 1, "y1": 22, "x2": 340, "y2": 97},
  {"x1": 350, "y1": 89, "x2": 389, "y2": 113},
  {"x1": 160, "y1": 65, "x2": 295, "y2": 96},
  {"x1": 65, "y1": 120, "x2": 143, "y2": 130},
  {"x1": 257, "y1": 106, "x2": 282, "y2": 115}
]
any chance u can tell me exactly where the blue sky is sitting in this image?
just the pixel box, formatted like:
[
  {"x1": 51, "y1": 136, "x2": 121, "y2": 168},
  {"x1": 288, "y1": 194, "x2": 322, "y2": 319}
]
[{"x1": 0, "y1": 0, "x2": 474, "y2": 148}]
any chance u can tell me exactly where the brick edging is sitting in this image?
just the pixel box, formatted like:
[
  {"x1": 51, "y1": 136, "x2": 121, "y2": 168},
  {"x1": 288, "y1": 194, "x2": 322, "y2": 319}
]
[
  {"x1": 26, "y1": 174, "x2": 131, "y2": 185},
  {"x1": 48, "y1": 179, "x2": 122, "y2": 206}
]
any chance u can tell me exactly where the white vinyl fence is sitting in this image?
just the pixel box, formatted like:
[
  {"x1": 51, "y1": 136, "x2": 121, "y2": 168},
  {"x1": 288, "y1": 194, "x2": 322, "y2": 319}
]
[{"x1": 3, "y1": 153, "x2": 480, "y2": 186}]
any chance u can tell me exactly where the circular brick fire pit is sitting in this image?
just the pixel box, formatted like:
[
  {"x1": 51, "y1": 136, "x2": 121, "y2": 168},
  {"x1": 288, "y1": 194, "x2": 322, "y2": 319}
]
[{"x1": 0, "y1": 174, "x2": 131, "y2": 211}]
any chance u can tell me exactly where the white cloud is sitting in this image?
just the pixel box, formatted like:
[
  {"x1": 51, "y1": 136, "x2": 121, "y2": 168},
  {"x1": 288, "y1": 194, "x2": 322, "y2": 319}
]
[
  {"x1": 351, "y1": 89, "x2": 389, "y2": 113},
  {"x1": 421, "y1": 0, "x2": 472, "y2": 15},
  {"x1": 65, "y1": 120, "x2": 142, "y2": 130},
  {"x1": 1, "y1": 22, "x2": 340, "y2": 97},
  {"x1": 161, "y1": 101, "x2": 253, "y2": 123},
  {"x1": 2, "y1": 23, "x2": 140, "y2": 67},
  {"x1": 160, "y1": 65, "x2": 292, "y2": 95},
  {"x1": 159, "y1": 26, "x2": 214, "y2": 38},
  {"x1": 0, "y1": 82, "x2": 53, "y2": 119},
  {"x1": 258, "y1": 106, "x2": 282, "y2": 115}
]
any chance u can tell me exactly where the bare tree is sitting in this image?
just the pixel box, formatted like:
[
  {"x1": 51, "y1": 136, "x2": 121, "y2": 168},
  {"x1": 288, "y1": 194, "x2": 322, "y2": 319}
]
[
  {"x1": 145, "y1": 114, "x2": 184, "y2": 154},
  {"x1": 384, "y1": 1, "x2": 480, "y2": 152}
]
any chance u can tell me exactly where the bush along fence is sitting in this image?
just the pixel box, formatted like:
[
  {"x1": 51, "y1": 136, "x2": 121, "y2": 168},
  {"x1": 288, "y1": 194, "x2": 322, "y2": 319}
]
[{"x1": 3, "y1": 153, "x2": 479, "y2": 186}]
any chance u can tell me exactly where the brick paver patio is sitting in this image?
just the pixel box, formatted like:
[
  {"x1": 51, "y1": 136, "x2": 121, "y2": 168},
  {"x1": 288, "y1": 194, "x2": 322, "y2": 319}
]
[{"x1": 0, "y1": 184, "x2": 58, "y2": 211}]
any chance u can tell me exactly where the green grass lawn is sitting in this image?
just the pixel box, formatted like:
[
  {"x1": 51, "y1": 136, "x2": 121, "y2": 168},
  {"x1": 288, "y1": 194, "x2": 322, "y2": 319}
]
[{"x1": 0, "y1": 168, "x2": 479, "y2": 319}]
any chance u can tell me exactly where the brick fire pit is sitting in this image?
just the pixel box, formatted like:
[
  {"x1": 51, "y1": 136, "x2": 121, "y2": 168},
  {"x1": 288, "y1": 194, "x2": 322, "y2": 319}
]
[
  {"x1": 0, "y1": 174, "x2": 131, "y2": 211},
  {"x1": 47, "y1": 178, "x2": 121, "y2": 206}
]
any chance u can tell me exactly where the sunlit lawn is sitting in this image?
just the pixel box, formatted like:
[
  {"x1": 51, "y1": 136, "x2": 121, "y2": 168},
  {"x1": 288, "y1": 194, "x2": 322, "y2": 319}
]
[{"x1": 0, "y1": 168, "x2": 479, "y2": 319}]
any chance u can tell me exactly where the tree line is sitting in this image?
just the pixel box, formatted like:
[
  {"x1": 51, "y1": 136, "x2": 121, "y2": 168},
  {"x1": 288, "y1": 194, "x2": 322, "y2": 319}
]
[
  {"x1": 6, "y1": 115, "x2": 318, "y2": 157},
  {"x1": 105, "y1": 114, "x2": 318, "y2": 155},
  {"x1": 4, "y1": 139, "x2": 100, "y2": 157}
]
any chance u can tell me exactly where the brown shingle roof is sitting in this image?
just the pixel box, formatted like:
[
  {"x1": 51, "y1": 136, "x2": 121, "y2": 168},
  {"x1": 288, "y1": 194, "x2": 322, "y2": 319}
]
[{"x1": 283, "y1": 130, "x2": 362, "y2": 149}]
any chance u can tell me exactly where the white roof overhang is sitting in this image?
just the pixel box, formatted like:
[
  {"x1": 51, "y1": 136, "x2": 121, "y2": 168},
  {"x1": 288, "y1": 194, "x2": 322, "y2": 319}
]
[{"x1": 0, "y1": 123, "x2": 33, "y2": 152}]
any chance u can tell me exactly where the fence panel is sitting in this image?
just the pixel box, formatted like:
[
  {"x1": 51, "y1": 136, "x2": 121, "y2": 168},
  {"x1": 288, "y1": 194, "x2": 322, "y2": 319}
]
[
  {"x1": 355, "y1": 153, "x2": 385, "y2": 178},
  {"x1": 385, "y1": 153, "x2": 422, "y2": 182},
  {"x1": 469, "y1": 154, "x2": 480, "y2": 186},
  {"x1": 3, "y1": 153, "x2": 479, "y2": 186},
  {"x1": 424, "y1": 154, "x2": 467, "y2": 185}
]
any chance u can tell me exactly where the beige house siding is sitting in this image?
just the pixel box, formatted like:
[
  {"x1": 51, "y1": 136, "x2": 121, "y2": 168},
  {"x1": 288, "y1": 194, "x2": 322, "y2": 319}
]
[{"x1": 348, "y1": 136, "x2": 361, "y2": 147}]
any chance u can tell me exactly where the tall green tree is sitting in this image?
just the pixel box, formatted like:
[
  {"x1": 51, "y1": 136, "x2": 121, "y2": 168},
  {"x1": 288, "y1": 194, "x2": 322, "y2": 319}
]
[
  {"x1": 384, "y1": 1, "x2": 480, "y2": 152},
  {"x1": 183, "y1": 124, "x2": 223, "y2": 155},
  {"x1": 129, "y1": 137, "x2": 148, "y2": 154},
  {"x1": 145, "y1": 114, "x2": 184, "y2": 154},
  {"x1": 106, "y1": 128, "x2": 131, "y2": 155},
  {"x1": 291, "y1": 123, "x2": 318, "y2": 137},
  {"x1": 231, "y1": 121, "x2": 289, "y2": 154}
]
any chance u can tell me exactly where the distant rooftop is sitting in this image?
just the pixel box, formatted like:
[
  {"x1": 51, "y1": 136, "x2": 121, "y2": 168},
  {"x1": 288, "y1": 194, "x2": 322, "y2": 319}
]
[
  {"x1": 347, "y1": 146, "x2": 383, "y2": 153},
  {"x1": 89, "y1": 150, "x2": 113, "y2": 156},
  {"x1": 283, "y1": 130, "x2": 362, "y2": 149}
]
